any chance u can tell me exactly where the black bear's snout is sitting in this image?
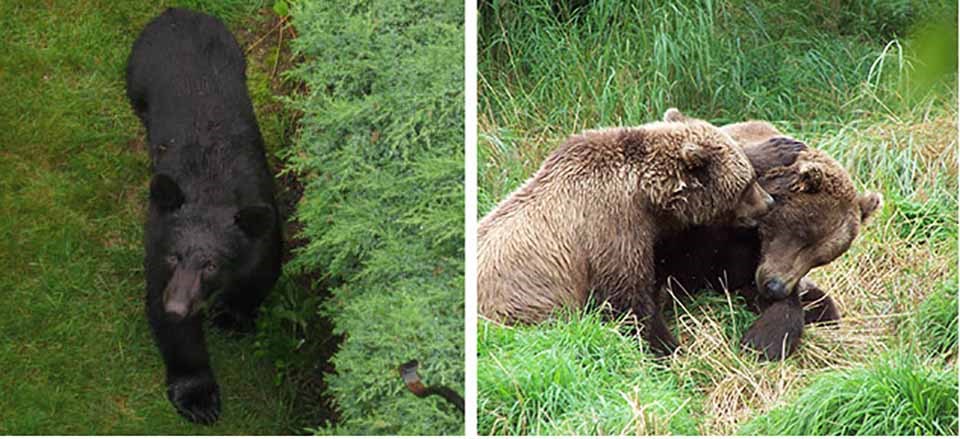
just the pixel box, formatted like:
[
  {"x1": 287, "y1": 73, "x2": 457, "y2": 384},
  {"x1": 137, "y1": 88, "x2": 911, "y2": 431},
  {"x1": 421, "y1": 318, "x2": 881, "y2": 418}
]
[
  {"x1": 763, "y1": 278, "x2": 788, "y2": 300},
  {"x1": 163, "y1": 268, "x2": 202, "y2": 320}
]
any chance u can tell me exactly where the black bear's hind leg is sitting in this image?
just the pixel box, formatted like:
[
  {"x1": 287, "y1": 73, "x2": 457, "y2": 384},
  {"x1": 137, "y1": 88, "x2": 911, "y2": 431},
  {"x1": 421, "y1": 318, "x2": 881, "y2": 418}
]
[
  {"x1": 617, "y1": 301, "x2": 678, "y2": 357},
  {"x1": 644, "y1": 311, "x2": 679, "y2": 356}
]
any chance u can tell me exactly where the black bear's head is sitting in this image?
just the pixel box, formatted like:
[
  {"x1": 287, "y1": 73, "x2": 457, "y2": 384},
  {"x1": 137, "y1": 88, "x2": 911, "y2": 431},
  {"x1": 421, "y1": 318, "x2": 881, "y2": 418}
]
[{"x1": 149, "y1": 174, "x2": 275, "y2": 320}]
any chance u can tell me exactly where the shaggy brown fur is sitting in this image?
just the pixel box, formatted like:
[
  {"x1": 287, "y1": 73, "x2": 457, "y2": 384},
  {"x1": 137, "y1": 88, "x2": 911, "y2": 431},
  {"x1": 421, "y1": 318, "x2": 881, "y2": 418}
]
[
  {"x1": 478, "y1": 115, "x2": 772, "y2": 354},
  {"x1": 654, "y1": 114, "x2": 882, "y2": 360},
  {"x1": 729, "y1": 123, "x2": 882, "y2": 300}
]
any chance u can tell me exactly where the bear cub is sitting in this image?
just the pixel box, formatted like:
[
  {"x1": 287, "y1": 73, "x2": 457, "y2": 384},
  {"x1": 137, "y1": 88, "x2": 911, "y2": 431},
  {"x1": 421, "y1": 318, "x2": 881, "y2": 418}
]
[
  {"x1": 126, "y1": 8, "x2": 282, "y2": 424},
  {"x1": 478, "y1": 114, "x2": 773, "y2": 355}
]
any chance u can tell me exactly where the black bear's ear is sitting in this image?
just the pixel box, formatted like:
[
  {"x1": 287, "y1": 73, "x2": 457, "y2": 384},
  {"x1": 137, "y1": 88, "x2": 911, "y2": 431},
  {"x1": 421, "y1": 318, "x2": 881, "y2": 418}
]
[
  {"x1": 150, "y1": 174, "x2": 184, "y2": 212},
  {"x1": 791, "y1": 162, "x2": 823, "y2": 193},
  {"x1": 680, "y1": 142, "x2": 710, "y2": 169},
  {"x1": 235, "y1": 205, "x2": 274, "y2": 238}
]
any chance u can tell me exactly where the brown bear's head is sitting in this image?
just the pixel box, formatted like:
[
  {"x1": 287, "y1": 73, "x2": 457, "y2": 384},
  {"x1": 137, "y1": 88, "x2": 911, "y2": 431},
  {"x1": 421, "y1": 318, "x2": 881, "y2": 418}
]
[
  {"x1": 743, "y1": 137, "x2": 883, "y2": 300},
  {"x1": 652, "y1": 109, "x2": 774, "y2": 228}
]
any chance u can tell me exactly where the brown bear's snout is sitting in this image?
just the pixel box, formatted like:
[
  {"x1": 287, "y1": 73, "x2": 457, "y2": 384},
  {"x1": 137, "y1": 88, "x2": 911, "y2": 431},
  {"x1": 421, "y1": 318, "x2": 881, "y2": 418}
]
[{"x1": 761, "y1": 277, "x2": 789, "y2": 300}]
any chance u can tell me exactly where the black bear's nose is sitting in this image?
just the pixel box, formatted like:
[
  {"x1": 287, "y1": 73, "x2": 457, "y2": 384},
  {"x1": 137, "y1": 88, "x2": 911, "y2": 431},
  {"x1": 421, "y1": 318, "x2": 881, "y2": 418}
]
[{"x1": 763, "y1": 278, "x2": 788, "y2": 300}]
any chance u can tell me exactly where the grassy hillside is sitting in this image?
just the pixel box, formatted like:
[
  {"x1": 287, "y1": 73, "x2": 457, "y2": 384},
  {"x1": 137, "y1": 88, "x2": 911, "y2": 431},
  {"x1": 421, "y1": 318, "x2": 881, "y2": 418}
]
[
  {"x1": 478, "y1": 0, "x2": 957, "y2": 434},
  {"x1": 0, "y1": 0, "x2": 312, "y2": 433}
]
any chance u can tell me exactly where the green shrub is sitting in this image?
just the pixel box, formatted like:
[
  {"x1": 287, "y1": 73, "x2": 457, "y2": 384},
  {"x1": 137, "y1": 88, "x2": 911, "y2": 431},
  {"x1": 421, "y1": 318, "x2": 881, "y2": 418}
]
[
  {"x1": 283, "y1": 0, "x2": 464, "y2": 434},
  {"x1": 478, "y1": 310, "x2": 700, "y2": 435},
  {"x1": 740, "y1": 352, "x2": 959, "y2": 435}
]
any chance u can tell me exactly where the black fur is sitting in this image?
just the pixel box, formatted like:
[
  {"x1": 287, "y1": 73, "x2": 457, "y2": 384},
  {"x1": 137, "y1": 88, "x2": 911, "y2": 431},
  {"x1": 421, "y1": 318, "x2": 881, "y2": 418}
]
[{"x1": 127, "y1": 8, "x2": 281, "y2": 424}]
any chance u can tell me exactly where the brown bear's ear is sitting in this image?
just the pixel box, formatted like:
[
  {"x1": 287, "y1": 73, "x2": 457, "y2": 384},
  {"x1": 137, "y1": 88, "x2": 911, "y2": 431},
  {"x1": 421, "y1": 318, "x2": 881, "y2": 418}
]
[
  {"x1": 791, "y1": 162, "x2": 823, "y2": 193},
  {"x1": 680, "y1": 142, "x2": 710, "y2": 169},
  {"x1": 663, "y1": 108, "x2": 688, "y2": 122},
  {"x1": 858, "y1": 192, "x2": 883, "y2": 223}
]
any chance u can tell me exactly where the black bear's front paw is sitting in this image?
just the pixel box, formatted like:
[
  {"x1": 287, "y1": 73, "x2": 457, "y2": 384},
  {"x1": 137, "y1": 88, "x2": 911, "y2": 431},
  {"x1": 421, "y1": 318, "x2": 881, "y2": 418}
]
[
  {"x1": 740, "y1": 300, "x2": 804, "y2": 361},
  {"x1": 167, "y1": 374, "x2": 221, "y2": 424}
]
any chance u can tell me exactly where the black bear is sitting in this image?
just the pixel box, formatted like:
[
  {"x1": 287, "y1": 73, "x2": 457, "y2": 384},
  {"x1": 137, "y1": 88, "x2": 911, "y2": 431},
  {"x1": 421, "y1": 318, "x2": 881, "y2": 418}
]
[{"x1": 126, "y1": 8, "x2": 281, "y2": 424}]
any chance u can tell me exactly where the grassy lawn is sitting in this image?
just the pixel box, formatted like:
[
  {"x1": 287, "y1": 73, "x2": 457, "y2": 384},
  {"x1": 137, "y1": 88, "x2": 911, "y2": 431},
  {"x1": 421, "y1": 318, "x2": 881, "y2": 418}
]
[
  {"x1": 0, "y1": 0, "x2": 309, "y2": 433},
  {"x1": 478, "y1": 0, "x2": 957, "y2": 435}
]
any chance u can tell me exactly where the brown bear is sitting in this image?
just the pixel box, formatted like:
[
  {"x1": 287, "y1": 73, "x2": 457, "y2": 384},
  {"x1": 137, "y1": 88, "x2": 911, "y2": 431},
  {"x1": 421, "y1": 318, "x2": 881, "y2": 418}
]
[
  {"x1": 478, "y1": 114, "x2": 774, "y2": 354},
  {"x1": 656, "y1": 110, "x2": 882, "y2": 360}
]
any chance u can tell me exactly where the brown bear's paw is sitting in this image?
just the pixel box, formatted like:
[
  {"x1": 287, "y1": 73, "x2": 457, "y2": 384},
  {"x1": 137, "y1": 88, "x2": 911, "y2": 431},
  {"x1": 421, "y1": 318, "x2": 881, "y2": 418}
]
[
  {"x1": 804, "y1": 298, "x2": 841, "y2": 326},
  {"x1": 798, "y1": 279, "x2": 841, "y2": 326},
  {"x1": 740, "y1": 299, "x2": 804, "y2": 361}
]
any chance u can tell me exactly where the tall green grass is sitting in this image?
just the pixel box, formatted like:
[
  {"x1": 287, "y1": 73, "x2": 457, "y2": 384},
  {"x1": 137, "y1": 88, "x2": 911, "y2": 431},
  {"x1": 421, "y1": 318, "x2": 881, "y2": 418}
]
[
  {"x1": 479, "y1": 310, "x2": 699, "y2": 435},
  {"x1": 906, "y1": 280, "x2": 959, "y2": 362},
  {"x1": 740, "y1": 352, "x2": 958, "y2": 435},
  {"x1": 483, "y1": 0, "x2": 949, "y2": 133}
]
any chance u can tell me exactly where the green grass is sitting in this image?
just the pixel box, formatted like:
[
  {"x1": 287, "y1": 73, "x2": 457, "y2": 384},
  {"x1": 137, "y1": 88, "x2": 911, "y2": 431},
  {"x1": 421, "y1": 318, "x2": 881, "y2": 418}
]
[
  {"x1": 739, "y1": 352, "x2": 958, "y2": 435},
  {"x1": 906, "y1": 280, "x2": 959, "y2": 362},
  {"x1": 0, "y1": 0, "x2": 310, "y2": 433},
  {"x1": 478, "y1": 0, "x2": 957, "y2": 434},
  {"x1": 479, "y1": 310, "x2": 699, "y2": 435}
]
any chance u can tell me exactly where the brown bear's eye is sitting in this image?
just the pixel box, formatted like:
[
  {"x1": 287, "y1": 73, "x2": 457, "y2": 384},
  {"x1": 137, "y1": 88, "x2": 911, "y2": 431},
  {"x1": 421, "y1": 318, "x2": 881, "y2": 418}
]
[
  {"x1": 204, "y1": 261, "x2": 218, "y2": 274},
  {"x1": 166, "y1": 255, "x2": 179, "y2": 265}
]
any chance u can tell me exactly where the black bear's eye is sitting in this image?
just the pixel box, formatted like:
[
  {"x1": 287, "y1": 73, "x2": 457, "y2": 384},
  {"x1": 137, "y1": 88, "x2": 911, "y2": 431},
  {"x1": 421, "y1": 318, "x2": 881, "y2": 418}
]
[
  {"x1": 204, "y1": 261, "x2": 218, "y2": 274},
  {"x1": 166, "y1": 254, "x2": 179, "y2": 265}
]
